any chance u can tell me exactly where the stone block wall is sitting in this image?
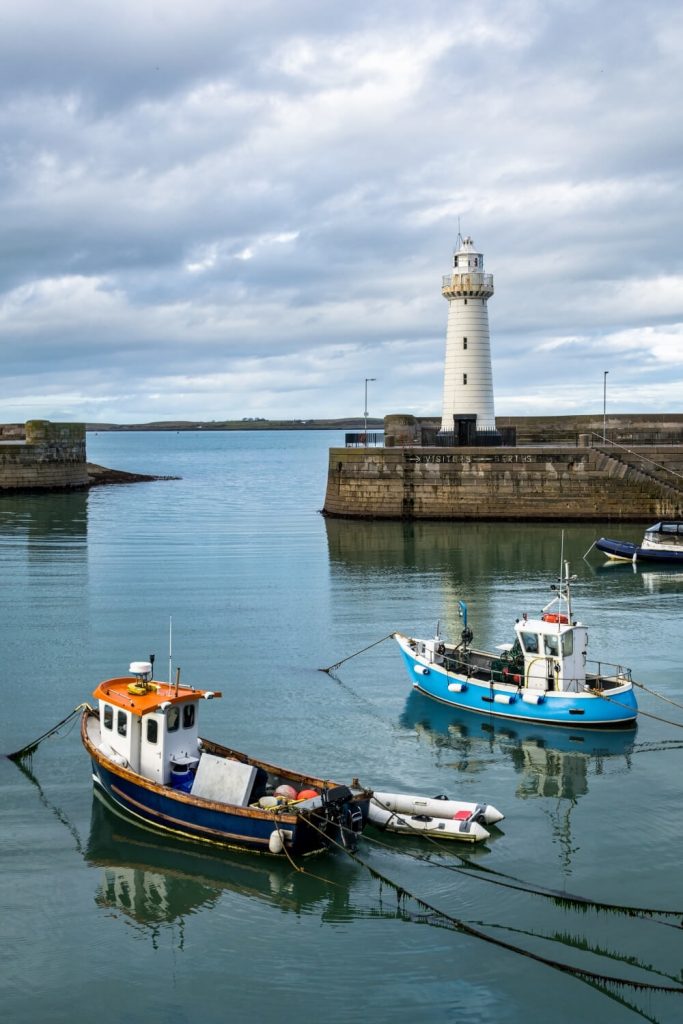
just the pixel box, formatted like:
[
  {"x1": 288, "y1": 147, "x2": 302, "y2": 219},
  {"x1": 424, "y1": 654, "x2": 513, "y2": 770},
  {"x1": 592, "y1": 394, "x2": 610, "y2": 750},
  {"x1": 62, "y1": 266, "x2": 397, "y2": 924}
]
[
  {"x1": 0, "y1": 420, "x2": 88, "y2": 490},
  {"x1": 323, "y1": 445, "x2": 683, "y2": 521}
]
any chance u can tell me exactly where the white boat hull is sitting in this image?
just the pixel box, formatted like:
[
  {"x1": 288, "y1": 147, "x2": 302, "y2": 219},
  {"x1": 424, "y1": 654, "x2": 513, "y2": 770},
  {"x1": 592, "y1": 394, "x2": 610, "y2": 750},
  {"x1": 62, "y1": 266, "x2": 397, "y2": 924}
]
[
  {"x1": 373, "y1": 791, "x2": 504, "y2": 825},
  {"x1": 368, "y1": 791, "x2": 504, "y2": 843}
]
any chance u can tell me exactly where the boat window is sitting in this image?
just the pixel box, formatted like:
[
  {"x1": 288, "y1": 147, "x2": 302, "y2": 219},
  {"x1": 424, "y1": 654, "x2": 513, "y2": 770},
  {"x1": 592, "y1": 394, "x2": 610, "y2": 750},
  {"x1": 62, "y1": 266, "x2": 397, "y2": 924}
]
[
  {"x1": 167, "y1": 705, "x2": 180, "y2": 733},
  {"x1": 520, "y1": 631, "x2": 539, "y2": 653},
  {"x1": 662, "y1": 523, "x2": 678, "y2": 533},
  {"x1": 103, "y1": 704, "x2": 113, "y2": 730},
  {"x1": 146, "y1": 718, "x2": 158, "y2": 744},
  {"x1": 543, "y1": 634, "x2": 559, "y2": 657},
  {"x1": 117, "y1": 710, "x2": 127, "y2": 737},
  {"x1": 562, "y1": 631, "x2": 574, "y2": 657},
  {"x1": 183, "y1": 704, "x2": 195, "y2": 729}
]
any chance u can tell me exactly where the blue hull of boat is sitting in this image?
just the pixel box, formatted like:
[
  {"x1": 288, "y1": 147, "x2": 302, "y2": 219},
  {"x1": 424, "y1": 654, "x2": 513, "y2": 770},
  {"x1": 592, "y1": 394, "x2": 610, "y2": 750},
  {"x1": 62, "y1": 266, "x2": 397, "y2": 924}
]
[
  {"x1": 91, "y1": 757, "x2": 305, "y2": 852},
  {"x1": 397, "y1": 647, "x2": 638, "y2": 728},
  {"x1": 596, "y1": 538, "x2": 683, "y2": 564}
]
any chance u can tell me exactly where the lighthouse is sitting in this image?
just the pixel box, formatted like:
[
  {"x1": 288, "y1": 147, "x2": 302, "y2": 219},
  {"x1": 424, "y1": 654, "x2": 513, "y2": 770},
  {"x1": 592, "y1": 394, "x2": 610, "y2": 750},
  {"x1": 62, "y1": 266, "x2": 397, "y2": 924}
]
[{"x1": 440, "y1": 235, "x2": 496, "y2": 434}]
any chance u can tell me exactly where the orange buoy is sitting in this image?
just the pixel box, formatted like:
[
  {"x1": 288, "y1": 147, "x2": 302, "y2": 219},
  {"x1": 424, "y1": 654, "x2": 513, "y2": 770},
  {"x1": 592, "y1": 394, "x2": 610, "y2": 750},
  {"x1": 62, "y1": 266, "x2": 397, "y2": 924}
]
[{"x1": 297, "y1": 788, "x2": 319, "y2": 801}]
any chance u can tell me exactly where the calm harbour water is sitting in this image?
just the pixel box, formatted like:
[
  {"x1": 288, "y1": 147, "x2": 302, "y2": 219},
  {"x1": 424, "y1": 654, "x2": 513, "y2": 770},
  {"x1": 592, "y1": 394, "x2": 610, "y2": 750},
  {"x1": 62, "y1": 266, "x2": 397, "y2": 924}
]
[{"x1": 2, "y1": 430, "x2": 683, "y2": 1023}]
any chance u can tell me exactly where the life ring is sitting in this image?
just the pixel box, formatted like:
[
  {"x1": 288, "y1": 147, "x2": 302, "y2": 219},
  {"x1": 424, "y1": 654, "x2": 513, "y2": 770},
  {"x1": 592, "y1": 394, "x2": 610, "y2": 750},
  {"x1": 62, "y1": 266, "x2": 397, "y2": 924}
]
[{"x1": 541, "y1": 613, "x2": 569, "y2": 624}]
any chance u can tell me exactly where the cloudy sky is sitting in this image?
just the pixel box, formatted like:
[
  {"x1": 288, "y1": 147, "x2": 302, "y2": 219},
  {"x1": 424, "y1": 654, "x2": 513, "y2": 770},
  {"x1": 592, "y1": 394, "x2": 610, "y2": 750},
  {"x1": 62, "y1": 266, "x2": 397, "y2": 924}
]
[{"x1": 0, "y1": 0, "x2": 681, "y2": 424}]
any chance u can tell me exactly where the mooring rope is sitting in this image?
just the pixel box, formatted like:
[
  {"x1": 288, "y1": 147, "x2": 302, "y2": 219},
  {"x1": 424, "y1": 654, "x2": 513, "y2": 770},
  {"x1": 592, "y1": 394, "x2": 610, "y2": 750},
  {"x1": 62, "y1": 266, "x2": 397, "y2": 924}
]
[
  {"x1": 319, "y1": 634, "x2": 395, "y2": 674},
  {"x1": 467, "y1": 917, "x2": 683, "y2": 985},
  {"x1": 361, "y1": 800, "x2": 683, "y2": 922},
  {"x1": 590, "y1": 689, "x2": 683, "y2": 730},
  {"x1": 7, "y1": 703, "x2": 91, "y2": 762},
  {"x1": 631, "y1": 678, "x2": 683, "y2": 712},
  {"x1": 301, "y1": 809, "x2": 683, "y2": 995}
]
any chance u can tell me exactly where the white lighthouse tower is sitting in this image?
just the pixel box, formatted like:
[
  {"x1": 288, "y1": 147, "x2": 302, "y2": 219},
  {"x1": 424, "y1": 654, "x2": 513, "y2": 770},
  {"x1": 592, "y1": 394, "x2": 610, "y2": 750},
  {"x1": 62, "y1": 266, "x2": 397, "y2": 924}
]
[{"x1": 440, "y1": 235, "x2": 496, "y2": 434}]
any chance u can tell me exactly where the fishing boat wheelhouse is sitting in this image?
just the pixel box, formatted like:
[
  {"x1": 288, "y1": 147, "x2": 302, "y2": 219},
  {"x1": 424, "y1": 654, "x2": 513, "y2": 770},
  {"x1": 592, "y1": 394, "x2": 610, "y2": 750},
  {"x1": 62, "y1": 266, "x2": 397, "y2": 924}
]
[{"x1": 82, "y1": 662, "x2": 369, "y2": 856}]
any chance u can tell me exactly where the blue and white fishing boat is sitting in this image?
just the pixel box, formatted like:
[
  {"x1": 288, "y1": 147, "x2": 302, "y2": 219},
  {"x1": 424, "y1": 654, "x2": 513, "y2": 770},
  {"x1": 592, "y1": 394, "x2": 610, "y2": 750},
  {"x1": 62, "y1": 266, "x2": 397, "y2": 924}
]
[
  {"x1": 82, "y1": 660, "x2": 370, "y2": 857},
  {"x1": 394, "y1": 564, "x2": 638, "y2": 728},
  {"x1": 595, "y1": 521, "x2": 683, "y2": 564}
]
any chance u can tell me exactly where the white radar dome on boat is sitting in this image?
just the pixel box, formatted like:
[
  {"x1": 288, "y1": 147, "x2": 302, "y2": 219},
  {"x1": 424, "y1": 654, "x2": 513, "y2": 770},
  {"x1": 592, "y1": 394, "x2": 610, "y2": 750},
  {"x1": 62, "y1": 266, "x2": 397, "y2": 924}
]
[{"x1": 129, "y1": 661, "x2": 153, "y2": 676}]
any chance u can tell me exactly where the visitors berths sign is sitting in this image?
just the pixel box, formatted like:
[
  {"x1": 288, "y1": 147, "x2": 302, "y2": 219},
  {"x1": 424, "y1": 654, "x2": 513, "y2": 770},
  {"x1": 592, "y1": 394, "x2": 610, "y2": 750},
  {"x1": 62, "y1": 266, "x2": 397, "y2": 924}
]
[{"x1": 403, "y1": 453, "x2": 574, "y2": 464}]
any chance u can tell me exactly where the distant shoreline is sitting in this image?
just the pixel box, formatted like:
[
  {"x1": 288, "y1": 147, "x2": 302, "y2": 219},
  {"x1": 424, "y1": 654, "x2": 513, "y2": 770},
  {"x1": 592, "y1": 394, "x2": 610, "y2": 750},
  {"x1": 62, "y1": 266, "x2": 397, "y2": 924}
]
[{"x1": 85, "y1": 419, "x2": 387, "y2": 432}]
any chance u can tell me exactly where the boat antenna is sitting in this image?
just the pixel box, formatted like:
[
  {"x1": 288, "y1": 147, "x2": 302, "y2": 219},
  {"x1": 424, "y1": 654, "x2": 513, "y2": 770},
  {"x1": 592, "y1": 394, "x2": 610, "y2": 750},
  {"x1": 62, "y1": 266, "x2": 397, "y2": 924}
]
[
  {"x1": 168, "y1": 616, "x2": 172, "y2": 687},
  {"x1": 149, "y1": 653, "x2": 155, "y2": 682},
  {"x1": 175, "y1": 665, "x2": 181, "y2": 697}
]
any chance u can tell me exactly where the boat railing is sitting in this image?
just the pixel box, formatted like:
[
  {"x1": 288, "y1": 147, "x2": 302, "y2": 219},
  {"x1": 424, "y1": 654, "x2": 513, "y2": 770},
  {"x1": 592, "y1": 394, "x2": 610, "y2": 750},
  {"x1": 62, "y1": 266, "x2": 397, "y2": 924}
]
[{"x1": 585, "y1": 660, "x2": 632, "y2": 687}]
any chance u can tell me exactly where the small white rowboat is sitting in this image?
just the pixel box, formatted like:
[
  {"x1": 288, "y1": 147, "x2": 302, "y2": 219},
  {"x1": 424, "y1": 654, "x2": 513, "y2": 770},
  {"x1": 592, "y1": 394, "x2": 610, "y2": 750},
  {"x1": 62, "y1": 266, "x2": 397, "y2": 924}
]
[{"x1": 369, "y1": 791, "x2": 504, "y2": 844}]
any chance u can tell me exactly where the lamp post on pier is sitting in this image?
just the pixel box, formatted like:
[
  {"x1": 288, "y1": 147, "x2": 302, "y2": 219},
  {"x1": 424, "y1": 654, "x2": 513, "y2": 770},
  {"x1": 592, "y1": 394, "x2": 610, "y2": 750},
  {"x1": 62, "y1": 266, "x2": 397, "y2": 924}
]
[
  {"x1": 364, "y1": 378, "x2": 376, "y2": 447},
  {"x1": 603, "y1": 370, "x2": 609, "y2": 442}
]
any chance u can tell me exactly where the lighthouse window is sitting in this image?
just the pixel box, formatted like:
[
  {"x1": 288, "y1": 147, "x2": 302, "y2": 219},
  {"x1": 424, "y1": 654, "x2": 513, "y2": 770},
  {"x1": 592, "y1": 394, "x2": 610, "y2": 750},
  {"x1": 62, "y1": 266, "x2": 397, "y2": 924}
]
[
  {"x1": 167, "y1": 705, "x2": 180, "y2": 732},
  {"x1": 183, "y1": 704, "x2": 195, "y2": 729},
  {"x1": 117, "y1": 710, "x2": 128, "y2": 737},
  {"x1": 463, "y1": 373, "x2": 468, "y2": 385},
  {"x1": 463, "y1": 298, "x2": 468, "y2": 305},
  {"x1": 103, "y1": 704, "x2": 113, "y2": 730},
  {"x1": 146, "y1": 718, "x2": 158, "y2": 744},
  {"x1": 474, "y1": 257, "x2": 478, "y2": 267},
  {"x1": 463, "y1": 337, "x2": 468, "y2": 349}
]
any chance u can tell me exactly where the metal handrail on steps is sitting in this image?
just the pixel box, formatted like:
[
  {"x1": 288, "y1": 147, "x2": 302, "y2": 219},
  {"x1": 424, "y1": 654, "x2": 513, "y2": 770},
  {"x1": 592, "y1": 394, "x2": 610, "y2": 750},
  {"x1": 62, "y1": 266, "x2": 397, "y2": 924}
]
[{"x1": 590, "y1": 433, "x2": 683, "y2": 491}]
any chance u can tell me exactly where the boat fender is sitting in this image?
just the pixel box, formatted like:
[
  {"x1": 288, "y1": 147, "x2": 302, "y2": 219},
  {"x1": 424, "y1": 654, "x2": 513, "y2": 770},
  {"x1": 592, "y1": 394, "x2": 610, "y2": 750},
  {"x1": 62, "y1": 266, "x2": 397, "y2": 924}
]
[
  {"x1": 268, "y1": 829, "x2": 294, "y2": 854},
  {"x1": 447, "y1": 682, "x2": 466, "y2": 692},
  {"x1": 414, "y1": 665, "x2": 430, "y2": 676}
]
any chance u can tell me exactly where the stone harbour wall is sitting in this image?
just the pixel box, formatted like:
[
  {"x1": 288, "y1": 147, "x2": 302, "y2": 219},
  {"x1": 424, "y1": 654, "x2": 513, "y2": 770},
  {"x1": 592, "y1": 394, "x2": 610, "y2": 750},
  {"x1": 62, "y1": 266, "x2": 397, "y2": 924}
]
[
  {"x1": 0, "y1": 420, "x2": 89, "y2": 491},
  {"x1": 322, "y1": 445, "x2": 683, "y2": 521}
]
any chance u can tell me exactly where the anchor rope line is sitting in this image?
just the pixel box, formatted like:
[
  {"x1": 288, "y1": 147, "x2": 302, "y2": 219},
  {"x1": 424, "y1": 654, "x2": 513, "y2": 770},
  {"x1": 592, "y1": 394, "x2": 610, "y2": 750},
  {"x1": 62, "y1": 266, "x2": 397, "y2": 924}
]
[
  {"x1": 590, "y1": 689, "x2": 683, "y2": 730},
  {"x1": 362, "y1": 797, "x2": 683, "y2": 921},
  {"x1": 299, "y1": 810, "x2": 683, "y2": 995},
  {"x1": 360, "y1": 825, "x2": 683, "y2": 922},
  {"x1": 631, "y1": 679, "x2": 683, "y2": 713},
  {"x1": 268, "y1": 808, "x2": 347, "y2": 887},
  {"x1": 466, "y1": 919, "x2": 683, "y2": 986},
  {"x1": 319, "y1": 634, "x2": 395, "y2": 674},
  {"x1": 7, "y1": 703, "x2": 91, "y2": 762},
  {"x1": 11, "y1": 757, "x2": 85, "y2": 855}
]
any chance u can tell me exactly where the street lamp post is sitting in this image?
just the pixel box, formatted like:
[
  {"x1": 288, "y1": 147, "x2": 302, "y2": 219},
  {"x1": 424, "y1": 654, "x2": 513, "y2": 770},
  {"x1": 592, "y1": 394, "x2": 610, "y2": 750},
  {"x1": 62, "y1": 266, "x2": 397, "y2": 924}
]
[
  {"x1": 364, "y1": 378, "x2": 376, "y2": 447},
  {"x1": 603, "y1": 370, "x2": 608, "y2": 442}
]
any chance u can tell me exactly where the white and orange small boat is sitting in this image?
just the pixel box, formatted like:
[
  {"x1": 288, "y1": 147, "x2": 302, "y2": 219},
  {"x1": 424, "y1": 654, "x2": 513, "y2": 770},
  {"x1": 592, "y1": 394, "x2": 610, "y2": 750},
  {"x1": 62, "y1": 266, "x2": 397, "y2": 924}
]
[{"x1": 81, "y1": 660, "x2": 369, "y2": 857}]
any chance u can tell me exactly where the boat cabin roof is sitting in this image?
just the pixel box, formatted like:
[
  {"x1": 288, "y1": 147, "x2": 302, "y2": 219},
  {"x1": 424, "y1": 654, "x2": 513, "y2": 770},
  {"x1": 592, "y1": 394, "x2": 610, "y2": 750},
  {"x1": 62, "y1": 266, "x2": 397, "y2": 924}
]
[
  {"x1": 645, "y1": 521, "x2": 683, "y2": 534},
  {"x1": 93, "y1": 677, "x2": 222, "y2": 717},
  {"x1": 516, "y1": 616, "x2": 577, "y2": 634}
]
